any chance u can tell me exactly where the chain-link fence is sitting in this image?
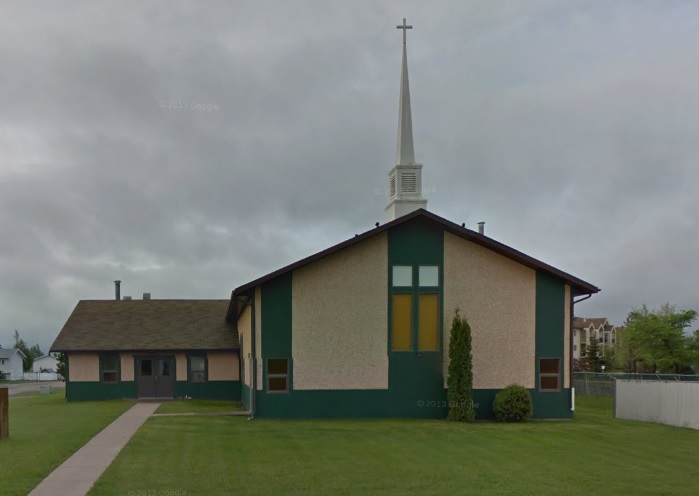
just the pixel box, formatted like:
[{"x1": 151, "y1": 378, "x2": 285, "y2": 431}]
[{"x1": 574, "y1": 372, "x2": 699, "y2": 396}]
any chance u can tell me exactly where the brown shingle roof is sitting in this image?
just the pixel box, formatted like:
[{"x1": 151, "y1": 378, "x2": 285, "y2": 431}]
[
  {"x1": 573, "y1": 317, "x2": 611, "y2": 330},
  {"x1": 51, "y1": 300, "x2": 237, "y2": 352}
]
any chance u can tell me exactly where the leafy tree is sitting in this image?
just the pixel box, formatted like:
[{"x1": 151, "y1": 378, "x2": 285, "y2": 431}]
[
  {"x1": 55, "y1": 353, "x2": 66, "y2": 380},
  {"x1": 447, "y1": 308, "x2": 475, "y2": 422},
  {"x1": 624, "y1": 304, "x2": 698, "y2": 373},
  {"x1": 13, "y1": 329, "x2": 43, "y2": 372},
  {"x1": 585, "y1": 337, "x2": 603, "y2": 372}
]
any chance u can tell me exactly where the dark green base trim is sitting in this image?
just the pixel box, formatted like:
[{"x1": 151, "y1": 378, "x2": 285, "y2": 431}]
[
  {"x1": 174, "y1": 381, "x2": 240, "y2": 401},
  {"x1": 65, "y1": 380, "x2": 240, "y2": 402},
  {"x1": 255, "y1": 389, "x2": 430, "y2": 419},
  {"x1": 253, "y1": 387, "x2": 573, "y2": 420},
  {"x1": 530, "y1": 388, "x2": 573, "y2": 419},
  {"x1": 66, "y1": 381, "x2": 137, "y2": 401},
  {"x1": 241, "y1": 383, "x2": 251, "y2": 410}
]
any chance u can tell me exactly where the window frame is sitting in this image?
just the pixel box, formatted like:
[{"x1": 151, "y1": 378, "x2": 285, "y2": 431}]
[
  {"x1": 539, "y1": 357, "x2": 561, "y2": 392},
  {"x1": 417, "y1": 293, "x2": 440, "y2": 352},
  {"x1": 392, "y1": 265, "x2": 413, "y2": 288},
  {"x1": 266, "y1": 358, "x2": 289, "y2": 393},
  {"x1": 100, "y1": 353, "x2": 120, "y2": 384},
  {"x1": 418, "y1": 265, "x2": 439, "y2": 287},
  {"x1": 187, "y1": 354, "x2": 207, "y2": 384},
  {"x1": 391, "y1": 293, "x2": 414, "y2": 352}
]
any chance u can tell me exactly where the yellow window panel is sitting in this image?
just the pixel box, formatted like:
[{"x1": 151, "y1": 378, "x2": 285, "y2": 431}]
[
  {"x1": 392, "y1": 294, "x2": 413, "y2": 351},
  {"x1": 418, "y1": 294, "x2": 439, "y2": 351}
]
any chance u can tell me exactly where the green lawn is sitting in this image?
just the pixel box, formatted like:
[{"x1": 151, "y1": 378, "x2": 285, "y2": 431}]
[
  {"x1": 155, "y1": 399, "x2": 244, "y2": 415},
  {"x1": 90, "y1": 396, "x2": 699, "y2": 496},
  {"x1": 0, "y1": 392, "x2": 132, "y2": 496}
]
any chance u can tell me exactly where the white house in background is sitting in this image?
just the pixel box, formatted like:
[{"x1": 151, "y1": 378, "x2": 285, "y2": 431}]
[
  {"x1": 0, "y1": 348, "x2": 27, "y2": 380},
  {"x1": 32, "y1": 354, "x2": 59, "y2": 373}
]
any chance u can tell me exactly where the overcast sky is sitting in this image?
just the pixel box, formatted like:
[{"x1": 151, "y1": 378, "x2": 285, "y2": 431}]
[{"x1": 2, "y1": 1, "x2": 698, "y2": 351}]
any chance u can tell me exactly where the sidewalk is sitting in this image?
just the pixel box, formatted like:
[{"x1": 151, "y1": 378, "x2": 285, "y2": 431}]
[{"x1": 29, "y1": 402, "x2": 160, "y2": 496}]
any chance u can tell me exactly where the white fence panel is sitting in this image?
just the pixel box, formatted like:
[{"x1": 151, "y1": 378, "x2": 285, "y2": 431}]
[
  {"x1": 22, "y1": 372, "x2": 60, "y2": 381},
  {"x1": 614, "y1": 380, "x2": 699, "y2": 430}
]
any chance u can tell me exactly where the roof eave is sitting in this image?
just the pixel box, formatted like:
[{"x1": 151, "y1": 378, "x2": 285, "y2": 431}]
[{"x1": 232, "y1": 209, "x2": 600, "y2": 297}]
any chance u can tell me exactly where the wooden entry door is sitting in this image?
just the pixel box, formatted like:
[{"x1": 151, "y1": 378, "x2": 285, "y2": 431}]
[{"x1": 137, "y1": 356, "x2": 174, "y2": 398}]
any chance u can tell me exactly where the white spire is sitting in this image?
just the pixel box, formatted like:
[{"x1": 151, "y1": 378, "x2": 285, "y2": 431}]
[
  {"x1": 385, "y1": 18, "x2": 427, "y2": 222},
  {"x1": 396, "y1": 18, "x2": 415, "y2": 166}
]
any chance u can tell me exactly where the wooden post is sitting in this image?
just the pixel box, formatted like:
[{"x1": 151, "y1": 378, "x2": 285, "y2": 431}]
[{"x1": 0, "y1": 387, "x2": 8, "y2": 439}]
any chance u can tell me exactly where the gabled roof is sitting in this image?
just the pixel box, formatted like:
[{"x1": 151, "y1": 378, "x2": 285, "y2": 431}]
[
  {"x1": 573, "y1": 317, "x2": 610, "y2": 330},
  {"x1": 0, "y1": 348, "x2": 26, "y2": 360},
  {"x1": 228, "y1": 209, "x2": 600, "y2": 320},
  {"x1": 51, "y1": 300, "x2": 238, "y2": 352}
]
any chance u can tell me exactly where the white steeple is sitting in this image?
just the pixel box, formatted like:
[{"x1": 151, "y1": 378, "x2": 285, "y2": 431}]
[{"x1": 385, "y1": 18, "x2": 427, "y2": 222}]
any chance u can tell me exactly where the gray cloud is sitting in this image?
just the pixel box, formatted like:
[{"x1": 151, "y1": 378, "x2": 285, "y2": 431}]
[{"x1": 2, "y1": 1, "x2": 699, "y2": 350}]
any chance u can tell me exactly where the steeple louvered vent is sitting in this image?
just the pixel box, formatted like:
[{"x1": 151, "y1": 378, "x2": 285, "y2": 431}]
[{"x1": 401, "y1": 173, "x2": 417, "y2": 193}]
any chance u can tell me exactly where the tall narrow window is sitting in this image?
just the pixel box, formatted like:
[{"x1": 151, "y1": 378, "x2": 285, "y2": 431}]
[
  {"x1": 101, "y1": 354, "x2": 119, "y2": 383},
  {"x1": 392, "y1": 294, "x2": 413, "y2": 351},
  {"x1": 539, "y1": 358, "x2": 560, "y2": 391},
  {"x1": 267, "y1": 359, "x2": 289, "y2": 392},
  {"x1": 418, "y1": 294, "x2": 439, "y2": 351},
  {"x1": 188, "y1": 355, "x2": 206, "y2": 383}
]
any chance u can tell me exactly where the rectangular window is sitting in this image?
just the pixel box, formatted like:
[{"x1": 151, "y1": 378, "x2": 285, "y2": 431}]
[
  {"x1": 539, "y1": 358, "x2": 560, "y2": 391},
  {"x1": 418, "y1": 294, "x2": 439, "y2": 351},
  {"x1": 267, "y1": 358, "x2": 288, "y2": 392},
  {"x1": 391, "y1": 293, "x2": 413, "y2": 351},
  {"x1": 188, "y1": 356, "x2": 206, "y2": 383},
  {"x1": 392, "y1": 265, "x2": 412, "y2": 287},
  {"x1": 418, "y1": 266, "x2": 439, "y2": 287},
  {"x1": 101, "y1": 354, "x2": 119, "y2": 383},
  {"x1": 140, "y1": 359, "x2": 152, "y2": 376}
]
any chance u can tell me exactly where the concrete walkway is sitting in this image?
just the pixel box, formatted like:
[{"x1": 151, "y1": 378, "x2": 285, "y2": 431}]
[{"x1": 29, "y1": 402, "x2": 160, "y2": 496}]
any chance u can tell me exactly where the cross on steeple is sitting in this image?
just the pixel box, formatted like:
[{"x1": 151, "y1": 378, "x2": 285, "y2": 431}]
[{"x1": 396, "y1": 18, "x2": 412, "y2": 45}]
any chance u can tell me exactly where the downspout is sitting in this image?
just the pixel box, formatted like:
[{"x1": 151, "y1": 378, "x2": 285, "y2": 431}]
[{"x1": 571, "y1": 293, "x2": 593, "y2": 411}]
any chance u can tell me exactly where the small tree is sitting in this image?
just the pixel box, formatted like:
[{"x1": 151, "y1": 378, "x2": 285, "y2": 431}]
[
  {"x1": 55, "y1": 353, "x2": 66, "y2": 380},
  {"x1": 447, "y1": 308, "x2": 475, "y2": 422},
  {"x1": 585, "y1": 337, "x2": 603, "y2": 372}
]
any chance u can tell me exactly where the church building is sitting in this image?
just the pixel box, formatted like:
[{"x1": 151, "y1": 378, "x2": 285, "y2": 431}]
[
  {"x1": 52, "y1": 20, "x2": 599, "y2": 419},
  {"x1": 227, "y1": 19, "x2": 599, "y2": 419}
]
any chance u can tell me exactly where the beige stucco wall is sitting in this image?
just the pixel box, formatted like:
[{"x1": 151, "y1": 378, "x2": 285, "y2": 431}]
[
  {"x1": 208, "y1": 351, "x2": 239, "y2": 381},
  {"x1": 255, "y1": 285, "x2": 263, "y2": 390},
  {"x1": 443, "y1": 232, "x2": 537, "y2": 389},
  {"x1": 175, "y1": 353, "x2": 187, "y2": 381},
  {"x1": 238, "y1": 304, "x2": 252, "y2": 387},
  {"x1": 69, "y1": 353, "x2": 99, "y2": 382},
  {"x1": 564, "y1": 284, "x2": 571, "y2": 388},
  {"x1": 120, "y1": 353, "x2": 134, "y2": 381},
  {"x1": 292, "y1": 232, "x2": 389, "y2": 390}
]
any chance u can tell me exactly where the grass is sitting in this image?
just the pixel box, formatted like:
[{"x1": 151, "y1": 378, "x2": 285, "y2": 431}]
[
  {"x1": 90, "y1": 396, "x2": 699, "y2": 496},
  {"x1": 0, "y1": 392, "x2": 132, "y2": 496},
  {"x1": 155, "y1": 399, "x2": 244, "y2": 414}
]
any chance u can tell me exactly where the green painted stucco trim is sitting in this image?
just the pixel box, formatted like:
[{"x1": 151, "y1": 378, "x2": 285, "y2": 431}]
[
  {"x1": 66, "y1": 381, "x2": 136, "y2": 402},
  {"x1": 260, "y1": 273, "x2": 292, "y2": 359},
  {"x1": 252, "y1": 388, "x2": 572, "y2": 420},
  {"x1": 383, "y1": 217, "x2": 446, "y2": 417},
  {"x1": 241, "y1": 382, "x2": 251, "y2": 410},
  {"x1": 174, "y1": 380, "x2": 241, "y2": 401},
  {"x1": 534, "y1": 271, "x2": 570, "y2": 416},
  {"x1": 66, "y1": 380, "x2": 240, "y2": 401},
  {"x1": 260, "y1": 272, "x2": 293, "y2": 395}
]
